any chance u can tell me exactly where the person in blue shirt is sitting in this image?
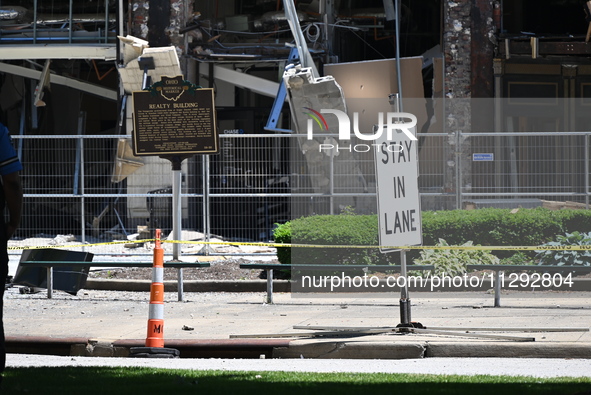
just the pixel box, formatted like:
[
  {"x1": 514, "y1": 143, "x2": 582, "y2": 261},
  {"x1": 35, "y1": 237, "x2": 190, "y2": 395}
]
[{"x1": 0, "y1": 122, "x2": 22, "y2": 385}]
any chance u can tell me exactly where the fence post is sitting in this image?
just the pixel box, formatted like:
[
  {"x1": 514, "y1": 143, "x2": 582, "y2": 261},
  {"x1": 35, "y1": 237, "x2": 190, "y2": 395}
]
[
  {"x1": 586, "y1": 134, "x2": 589, "y2": 209},
  {"x1": 203, "y1": 154, "x2": 211, "y2": 254},
  {"x1": 456, "y1": 128, "x2": 462, "y2": 209}
]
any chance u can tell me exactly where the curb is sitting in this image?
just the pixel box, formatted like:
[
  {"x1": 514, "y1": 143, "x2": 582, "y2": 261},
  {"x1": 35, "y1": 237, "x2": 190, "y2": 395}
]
[
  {"x1": 84, "y1": 278, "x2": 591, "y2": 293},
  {"x1": 6, "y1": 336, "x2": 89, "y2": 357},
  {"x1": 6, "y1": 336, "x2": 291, "y2": 359},
  {"x1": 273, "y1": 340, "x2": 426, "y2": 359},
  {"x1": 278, "y1": 340, "x2": 591, "y2": 359},
  {"x1": 7, "y1": 335, "x2": 591, "y2": 360},
  {"x1": 85, "y1": 279, "x2": 291, "y2": 293},
  {"x1": 424, "y1": 341, "x2": 591, "y2": 358}
]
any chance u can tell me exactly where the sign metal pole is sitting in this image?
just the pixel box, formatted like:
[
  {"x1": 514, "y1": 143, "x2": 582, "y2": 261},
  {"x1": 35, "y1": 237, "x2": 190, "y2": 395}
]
[
  {"x1": 374, "y1": 93, "x2": 422, "y2": 328},
  {"x1": 168, "y1": 156, "x2": 186, "y2": 301},
  {"x1": 399, "y1": 249, "x2": 411, "y2": 325}
]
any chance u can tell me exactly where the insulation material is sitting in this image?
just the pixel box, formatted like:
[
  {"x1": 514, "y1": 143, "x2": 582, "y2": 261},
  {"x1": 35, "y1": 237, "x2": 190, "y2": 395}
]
[
  {"x1": 283, "y1": 66, "x2": 366, "y2": 213},
  {"x1": 118, "y1": 35, "x2": 150, "y2": 65},
  {"x1": 117, "y1": 38, "x2": 181, "y2": 94},
  {"x1": 111, "y1": 139, "x2": 144, "y2": 183}
]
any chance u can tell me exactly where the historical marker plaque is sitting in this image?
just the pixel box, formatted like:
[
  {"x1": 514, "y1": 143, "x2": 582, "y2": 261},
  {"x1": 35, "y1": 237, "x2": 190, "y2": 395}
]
[{"x1": 132, "y1": 75, "x2": 218, "y2": 156}]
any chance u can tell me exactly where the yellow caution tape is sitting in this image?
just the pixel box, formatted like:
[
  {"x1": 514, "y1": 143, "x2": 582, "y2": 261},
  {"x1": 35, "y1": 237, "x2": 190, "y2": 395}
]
[
  {"x1": 162, "y1": 239, "x2": 591, "y2": 251},
  {"x1": 7, "y1": 239, "x2": 149, "y2": 251},
  {"x1": 7, "y1": 239, "x2": 591, "y2": 251}
]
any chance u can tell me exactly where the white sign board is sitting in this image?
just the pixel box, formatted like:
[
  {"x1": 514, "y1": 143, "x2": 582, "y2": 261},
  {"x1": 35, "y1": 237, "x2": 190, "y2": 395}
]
[{"x1": 374, "y1": 126, "x2": 422, "y2": 252}]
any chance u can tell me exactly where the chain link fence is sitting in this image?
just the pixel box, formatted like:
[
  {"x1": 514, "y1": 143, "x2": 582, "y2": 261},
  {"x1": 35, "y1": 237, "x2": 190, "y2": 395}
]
[{"x1": 9, "y1": 130, "x2": 591, "y2": 257}]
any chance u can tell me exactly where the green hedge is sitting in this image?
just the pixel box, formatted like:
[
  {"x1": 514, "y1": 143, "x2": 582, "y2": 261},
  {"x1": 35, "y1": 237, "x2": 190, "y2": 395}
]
[
  {"x1": 274, "y1": 214, "x2": 386, "y2": 265},
  {"x1": 273, "y1": 208, "x2": 591, "y2": 265}
]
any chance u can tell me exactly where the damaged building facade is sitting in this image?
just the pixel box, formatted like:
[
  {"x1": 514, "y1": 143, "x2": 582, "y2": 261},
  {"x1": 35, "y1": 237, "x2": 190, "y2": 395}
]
[{"x1": 0, "y1": 0, "x2": 589, "y2": 241}]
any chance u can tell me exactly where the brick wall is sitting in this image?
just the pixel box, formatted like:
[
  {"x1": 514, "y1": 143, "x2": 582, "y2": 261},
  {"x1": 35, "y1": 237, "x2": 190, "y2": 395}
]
[
  {"x1": 443, "y1": 0, "x2": 472, "y2": 99},
  {"x1": 130, "y1": 0, "x2": 192, "y2": 49}
]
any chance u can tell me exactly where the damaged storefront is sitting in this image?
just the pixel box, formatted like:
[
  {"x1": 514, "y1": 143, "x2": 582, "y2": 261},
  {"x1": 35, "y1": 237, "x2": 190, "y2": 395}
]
[{"x1": 0, "y1": 0, "x2": 589, "y2": 241}]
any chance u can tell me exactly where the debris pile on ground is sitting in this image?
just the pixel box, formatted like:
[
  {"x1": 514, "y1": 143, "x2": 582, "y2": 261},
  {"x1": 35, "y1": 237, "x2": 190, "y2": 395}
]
[
  {"x1": 9, "y1": 230, "x2": 282, "y2": 281},
  {"x1": 88, "y1": 258, "x2": 284, "y2": 281}
]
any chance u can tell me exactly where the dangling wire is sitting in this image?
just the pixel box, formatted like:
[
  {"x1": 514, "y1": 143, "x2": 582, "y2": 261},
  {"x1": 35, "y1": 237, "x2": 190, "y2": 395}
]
[
  {"x1": 395, "y1": 0, "x2": 403, "y2": 111},
  {"x1": 304, "y1": 23, "x2": 321, "y2": 45}
]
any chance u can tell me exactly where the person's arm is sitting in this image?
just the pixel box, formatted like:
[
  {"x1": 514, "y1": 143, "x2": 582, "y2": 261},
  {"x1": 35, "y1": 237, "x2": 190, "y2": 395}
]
[{"x1": 2, "y1": 171, "x2": 22, "y2": 239}]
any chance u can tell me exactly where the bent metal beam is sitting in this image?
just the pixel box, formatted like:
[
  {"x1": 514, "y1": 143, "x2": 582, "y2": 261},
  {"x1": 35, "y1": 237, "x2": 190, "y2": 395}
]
[{"x1": 0, "y1": 61, "x2": 117, "y2": 101}]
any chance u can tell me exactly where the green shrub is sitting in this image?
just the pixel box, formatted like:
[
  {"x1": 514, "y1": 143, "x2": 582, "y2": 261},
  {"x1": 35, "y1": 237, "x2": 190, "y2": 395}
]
[
  {"x1": 273, "y1": 220, "x2": 291, "y2": 264},
  {"x1": 421, "y1": 208, "x2": 563, "y2": 259},
  {"x1": 499, "y1": 252, "x2": 534, "y2": 266},
  {"x1": 536, "y1": 231, "x2": 591, "y2": 267},
  {"x1": 412, "y1": 239, "x2": 499, "y2": 277},
  {"x1": 273, "y1": 208, "x2": 591, "y2": 265},
  {"x1": 278, "y1": 214, "x2": 393, "y2": 265},
  {"x1": 556, "y1": 210, "x2": 591, "y2": 234}
]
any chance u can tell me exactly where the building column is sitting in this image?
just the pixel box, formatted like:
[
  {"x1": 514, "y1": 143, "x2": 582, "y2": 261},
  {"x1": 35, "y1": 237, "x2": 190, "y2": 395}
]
[{"x1": 443, "y1": 0, "x2": 472, "y2": 209}]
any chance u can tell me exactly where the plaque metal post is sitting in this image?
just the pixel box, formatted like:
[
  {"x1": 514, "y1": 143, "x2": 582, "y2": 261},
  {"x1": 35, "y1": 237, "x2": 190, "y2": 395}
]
[{"x1": 163, "y1": 155, "x2": 191, "y2": 302}]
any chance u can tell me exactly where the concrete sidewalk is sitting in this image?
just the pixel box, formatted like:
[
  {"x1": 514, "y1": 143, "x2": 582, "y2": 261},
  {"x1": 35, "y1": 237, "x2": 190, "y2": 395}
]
[
  {"x1": 4, "y1": 281, "x2": 591, "y2": 359},
  {"x1": 7, "y1": 354, "x2": 591, "y2": 378}
]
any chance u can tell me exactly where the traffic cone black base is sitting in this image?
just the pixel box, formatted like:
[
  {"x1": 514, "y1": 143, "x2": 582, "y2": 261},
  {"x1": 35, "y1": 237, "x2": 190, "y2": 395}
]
[{"x1": 129, "y1": 347, "x2": 180, "y2": 359}]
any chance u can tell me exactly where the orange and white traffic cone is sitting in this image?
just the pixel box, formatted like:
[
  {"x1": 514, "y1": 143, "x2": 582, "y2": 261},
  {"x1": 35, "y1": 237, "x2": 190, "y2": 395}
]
[
  {"x1": 146, "y1": 228, "x2": 165, "y2": 348},
  {"x1": 129, "y1": 229, "x2": 179, "y2": 358}
]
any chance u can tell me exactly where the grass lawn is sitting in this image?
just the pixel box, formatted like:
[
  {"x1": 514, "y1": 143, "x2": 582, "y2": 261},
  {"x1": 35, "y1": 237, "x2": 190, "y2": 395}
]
[{"x1": 3, "y1": 367, "x2": 591, "y2": 394}]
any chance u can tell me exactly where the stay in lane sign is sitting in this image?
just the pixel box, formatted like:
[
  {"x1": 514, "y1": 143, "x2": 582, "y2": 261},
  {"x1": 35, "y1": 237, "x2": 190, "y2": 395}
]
[{"x1": 374, "y1": 126, "x2": 422, "y2": 252}]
